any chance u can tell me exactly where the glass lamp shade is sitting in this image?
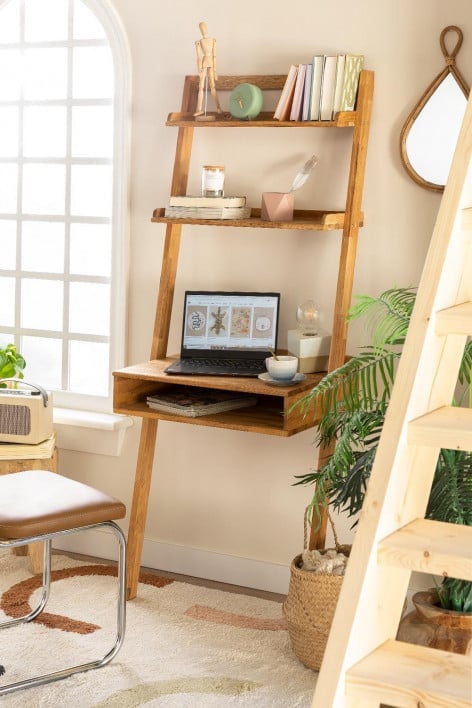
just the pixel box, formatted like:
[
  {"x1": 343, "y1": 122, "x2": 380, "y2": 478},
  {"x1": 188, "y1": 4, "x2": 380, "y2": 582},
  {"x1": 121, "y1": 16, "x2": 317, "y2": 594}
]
[{"x1": 296, "y1": 300, "x2": 320, "y2": 336}]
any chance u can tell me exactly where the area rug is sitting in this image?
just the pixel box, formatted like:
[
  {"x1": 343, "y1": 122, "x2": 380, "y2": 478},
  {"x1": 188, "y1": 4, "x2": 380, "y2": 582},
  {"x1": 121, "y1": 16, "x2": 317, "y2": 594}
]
[{"x1": 0, "y1": 551, "x2": 317, "y2": 706}]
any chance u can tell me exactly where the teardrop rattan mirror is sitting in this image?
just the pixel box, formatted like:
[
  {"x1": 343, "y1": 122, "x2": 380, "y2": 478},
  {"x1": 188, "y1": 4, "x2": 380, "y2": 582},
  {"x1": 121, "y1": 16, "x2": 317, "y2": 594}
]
[{"x1": 400, "y1": 26, "x2": 470, "y2": 192}]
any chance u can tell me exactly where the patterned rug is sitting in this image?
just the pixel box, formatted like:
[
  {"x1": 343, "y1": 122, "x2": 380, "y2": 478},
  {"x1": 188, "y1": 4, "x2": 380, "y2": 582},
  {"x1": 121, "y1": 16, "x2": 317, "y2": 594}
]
[{"x1": 0, "y1": 551, "x2": 317, "y2": 706}]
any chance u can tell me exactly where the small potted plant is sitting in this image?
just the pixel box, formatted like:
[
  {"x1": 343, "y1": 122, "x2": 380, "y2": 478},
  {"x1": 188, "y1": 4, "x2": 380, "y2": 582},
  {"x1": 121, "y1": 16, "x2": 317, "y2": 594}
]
[
  {"x1": 285, "y1": 287, "x2": 471, "y2": 664},
  {"x1": 0, "y1": 343, "x2": 26, "y2": 385}
]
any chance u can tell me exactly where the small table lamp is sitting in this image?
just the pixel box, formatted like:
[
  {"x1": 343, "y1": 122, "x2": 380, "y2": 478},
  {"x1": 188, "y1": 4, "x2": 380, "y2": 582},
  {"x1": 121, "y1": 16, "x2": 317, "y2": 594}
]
[{"x1": 288, "y1": 300, "x2": 331, "y2": 373}]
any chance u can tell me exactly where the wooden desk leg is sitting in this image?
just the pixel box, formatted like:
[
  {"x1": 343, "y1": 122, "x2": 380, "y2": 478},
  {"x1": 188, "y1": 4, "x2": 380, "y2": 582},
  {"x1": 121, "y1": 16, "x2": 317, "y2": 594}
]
[
  {"x1": 126, "y1": 418, "x2": 158, "y2": 600},
  {"x1": 27, "y1": 541, "x2": 44, "y2": 574}
]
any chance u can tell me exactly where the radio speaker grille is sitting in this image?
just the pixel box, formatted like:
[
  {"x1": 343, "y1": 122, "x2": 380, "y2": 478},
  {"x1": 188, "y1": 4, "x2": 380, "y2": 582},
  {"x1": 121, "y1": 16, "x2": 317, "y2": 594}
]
[{"x1": 0, "y1": 405, "x2": 31, "y2": 435}]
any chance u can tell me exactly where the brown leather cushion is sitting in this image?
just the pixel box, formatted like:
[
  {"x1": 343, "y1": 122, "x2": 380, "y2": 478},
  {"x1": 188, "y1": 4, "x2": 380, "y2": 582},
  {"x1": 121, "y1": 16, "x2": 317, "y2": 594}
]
[{"x1": 0, "y1": 470, "x2": 126, "y2": 539}]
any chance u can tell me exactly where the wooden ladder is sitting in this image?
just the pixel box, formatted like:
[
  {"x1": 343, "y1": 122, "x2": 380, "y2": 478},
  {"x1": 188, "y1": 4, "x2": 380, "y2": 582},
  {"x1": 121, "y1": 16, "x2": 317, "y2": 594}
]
[{"x1": 312, "y1": 92, "x2": 472, "y2": 706}]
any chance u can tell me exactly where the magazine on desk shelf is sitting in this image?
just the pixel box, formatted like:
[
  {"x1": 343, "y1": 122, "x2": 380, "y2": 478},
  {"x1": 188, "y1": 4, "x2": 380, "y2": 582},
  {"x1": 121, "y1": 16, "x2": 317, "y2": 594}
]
[{"x1": 146, "y1": 386, "x2": 258, "y2": 418}]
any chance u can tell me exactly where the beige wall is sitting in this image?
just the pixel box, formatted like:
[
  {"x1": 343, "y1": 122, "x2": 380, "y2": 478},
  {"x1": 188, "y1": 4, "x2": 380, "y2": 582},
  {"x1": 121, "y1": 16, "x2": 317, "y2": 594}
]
[{"x1": 58, "y1": 0, "x2": 472, "y2": 590}]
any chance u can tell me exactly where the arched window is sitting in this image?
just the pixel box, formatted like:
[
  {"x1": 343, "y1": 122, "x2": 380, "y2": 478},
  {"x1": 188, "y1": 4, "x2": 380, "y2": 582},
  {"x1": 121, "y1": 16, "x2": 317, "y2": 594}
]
[{"x1": 0, "y1": 0, "x2": 130, "y2": 414}]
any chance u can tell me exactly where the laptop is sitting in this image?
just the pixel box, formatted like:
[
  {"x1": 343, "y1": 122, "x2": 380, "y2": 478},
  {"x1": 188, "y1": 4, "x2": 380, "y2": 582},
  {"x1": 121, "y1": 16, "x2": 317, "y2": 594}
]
[{"x1": 165, "y1": 290, "x2": 280, "y2": 377}]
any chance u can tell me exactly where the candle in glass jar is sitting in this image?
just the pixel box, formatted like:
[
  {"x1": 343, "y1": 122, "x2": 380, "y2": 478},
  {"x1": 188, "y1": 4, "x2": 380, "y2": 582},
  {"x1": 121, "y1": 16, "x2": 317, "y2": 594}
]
[{"x1": 202, "y1": 165, "x2": 225, "y2": 197}]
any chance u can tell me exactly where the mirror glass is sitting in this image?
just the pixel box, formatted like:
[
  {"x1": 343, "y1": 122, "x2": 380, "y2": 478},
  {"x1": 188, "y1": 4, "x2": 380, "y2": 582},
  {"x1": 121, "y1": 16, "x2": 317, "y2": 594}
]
[{"x1": 400, "y1": 26, "x2": 470, "y2": 192}]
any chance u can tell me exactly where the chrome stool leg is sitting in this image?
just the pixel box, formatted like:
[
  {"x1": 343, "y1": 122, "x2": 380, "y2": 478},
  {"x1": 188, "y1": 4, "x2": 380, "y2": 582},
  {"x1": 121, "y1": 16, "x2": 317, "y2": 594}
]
[{"x1": 0, "y1": 521, "x2": 127, "y2": 696}]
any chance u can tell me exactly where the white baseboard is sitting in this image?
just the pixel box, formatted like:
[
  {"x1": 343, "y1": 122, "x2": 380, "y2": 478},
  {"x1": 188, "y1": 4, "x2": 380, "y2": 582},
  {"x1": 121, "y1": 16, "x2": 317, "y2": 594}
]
[{"x1": 53, "y1": 528, "x2": 291, "y2": 595}]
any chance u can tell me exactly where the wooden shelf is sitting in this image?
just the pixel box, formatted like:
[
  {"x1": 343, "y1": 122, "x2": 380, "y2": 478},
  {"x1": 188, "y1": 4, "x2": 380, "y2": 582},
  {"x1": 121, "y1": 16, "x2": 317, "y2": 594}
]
[
  {"x1": 151, "y1": 208, "x2": 363, "y2": 231},
  {"x1": 114, "y1": 71, "x2": 374, "y2": 599},
  {"x1": 166, "y1": 110, "x2": 357, "y2": 128},
  {"x1": 113, "y1": 359, "x2": 324, "y2": 437}
]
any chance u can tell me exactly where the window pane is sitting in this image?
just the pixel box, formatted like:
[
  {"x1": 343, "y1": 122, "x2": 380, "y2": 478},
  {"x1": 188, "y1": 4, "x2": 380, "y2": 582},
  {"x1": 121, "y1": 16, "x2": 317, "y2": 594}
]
[
  {"x1": 0, "y1": 164, "x2": 18, "y2": 213},
  {"x1": 22, "y1": 164, "x2": 66, "y2": 215},
  {"x1": 0, "y1": 107, "x2": 19, "y2": 157},
  {"x1": 21, "y1": 222, "x2": 65, "y2": 273},
  {"x1": 0, "y1": 276, "x2": 15, "y2": 326},
  {"x1": 73, "y1": 0, "x2": 106, "y2": 39},
  {"x1": 73, "y1": 46, "x2": 113, "y2": 99},
  {"x1": 69, "y1": 282, "x2": 110, "y2": 335},
  {"x1": 70, "y1": 165, "x2": 112, "y2": 217},
  {"x1": 23, "y1": 107, "x2": 67, "y2": 158},
  {"x1": 71, "y1": 105, "x2": 113, "y2": 157},
  {"x1": 24, "y1": 0, "x2": 68, "y2": 42},
  {"x1": 0, "y1": 0, "x2": 20, "y2": 44},
  {"x1": 0, "y1": 0, "x2": 125, "y2": 410},
  {"x1": 23, "y1": 48, "x2": 68, "y2": 100},
  {"x1": 0, "y1": 49, "x2": 21, "y2": 99},
  {"x1": 69, "y1": 340, "x2": 109, "y2": 395},
  {"x1": 21, "y1": 335, "x2": 63, "y2": 389},
  {"x1": 70, "y1": 223, "x2": 111, "y2": 276},
  {"x1": 0, "y1": 49, "x2": 21, "y2": 101},
  {"x1": 0, "y1": 220, "x2": 17, "y2": 270},
  {"x1": 21, "y1": 278, "x2": 63, "y2": 330}
]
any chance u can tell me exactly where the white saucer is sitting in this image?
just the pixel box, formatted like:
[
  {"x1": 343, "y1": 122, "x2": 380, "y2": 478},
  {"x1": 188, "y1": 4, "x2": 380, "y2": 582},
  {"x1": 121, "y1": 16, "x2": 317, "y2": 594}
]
[{"x1": 258, "y1": 372, "x2": 306, "y2": 387}]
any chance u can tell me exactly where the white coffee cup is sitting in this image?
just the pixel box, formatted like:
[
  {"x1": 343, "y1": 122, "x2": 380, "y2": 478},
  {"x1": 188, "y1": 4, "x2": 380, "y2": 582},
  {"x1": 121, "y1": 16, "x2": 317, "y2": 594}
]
[{"x1": 265, "y1": 355, "x2": 298, "y2": 381}]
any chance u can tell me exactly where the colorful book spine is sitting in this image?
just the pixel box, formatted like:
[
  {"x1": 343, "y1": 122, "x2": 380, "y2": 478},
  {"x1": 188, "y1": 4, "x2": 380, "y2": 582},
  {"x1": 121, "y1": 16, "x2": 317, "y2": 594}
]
[
  {"x1": 319, "y1": 55, "x2": 338, "y2": 121},
  {"x1": 309, "y1": 55, "x2": 324, "y2": 120},
  {"x1": 275, "y1": 55, "x2": 364, "y2": 124},
  {"x1": 273, "y1": 64, "x2": 298, "y2": 121},
  {"x1": 339, "y1": 55, "x2": 365, "y2": 111}
]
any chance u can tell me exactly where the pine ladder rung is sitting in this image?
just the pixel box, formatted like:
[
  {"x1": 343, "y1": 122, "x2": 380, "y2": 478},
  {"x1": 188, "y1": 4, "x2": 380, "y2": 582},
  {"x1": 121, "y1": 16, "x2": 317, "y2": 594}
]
[
  {"x1": 346, "y1": 639, "x2": 472, "y2": 708},
  {"x1": 378, "y1": 518, "x2": 472, "y2": 579},
  {"x1": 408, "y1": 406, "x2": 472, "y2": 450},
  {"x1": 435, "y1": 301, "x2": 472, "y2": 335}
]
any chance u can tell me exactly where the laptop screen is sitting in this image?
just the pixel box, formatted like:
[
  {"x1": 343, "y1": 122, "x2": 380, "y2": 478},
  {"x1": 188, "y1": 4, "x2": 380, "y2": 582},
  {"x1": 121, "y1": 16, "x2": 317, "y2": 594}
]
[{"x1": 180, "y1": 291, "x2": 280, "y2": 359}]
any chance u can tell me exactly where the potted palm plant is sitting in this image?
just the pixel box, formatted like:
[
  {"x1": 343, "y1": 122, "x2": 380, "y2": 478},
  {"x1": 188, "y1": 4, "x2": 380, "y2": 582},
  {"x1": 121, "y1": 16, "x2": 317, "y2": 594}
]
[{"x1": 286, "y1": 286, "x2": 471, "y2": 662}]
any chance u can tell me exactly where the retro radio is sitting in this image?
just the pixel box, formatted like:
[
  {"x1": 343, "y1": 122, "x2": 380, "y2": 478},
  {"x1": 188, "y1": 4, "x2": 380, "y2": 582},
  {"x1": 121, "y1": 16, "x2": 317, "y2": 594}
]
[{"x1": 0, "y1": 379, "x2": 53, "y2": 444}]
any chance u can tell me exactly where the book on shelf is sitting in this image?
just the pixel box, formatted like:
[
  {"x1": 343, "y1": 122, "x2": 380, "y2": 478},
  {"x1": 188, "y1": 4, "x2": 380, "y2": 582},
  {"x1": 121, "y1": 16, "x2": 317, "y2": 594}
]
[
  {"x1": 301, "y1": 62, "x2": 313, "y2": 121},
  {"x1": 273, "y1": 64, "x2": 298, "y2": 121},
  {"x1": 168, "y1": 195, "x2": 246, "y2": 208},
  {"x1": 0, "y1": 433, "x2": 56, "y2": 460},
  {"x1": 319, "y1": 55, "x2": 338, "y2": 120},
  {"x1": 332, "y1": 54, "x2": 346, "y2": 118},
  {"x1": 290, "y1": 63, "x2": 307, "y2": 121},
  {"x1": 164, "y1": 205, "x2": 251, "y2": 220},
  {"x1": 309, "y1": 55, "x2": 324, "y2": 120},
  {"x1": 339, "y1": 55, "x2": 364, "y2": 111},
  {"x1": 146, "y1": 387, "x2": 258, "y2": 418},
  {"x1": 275, "y1": 54, "x2": 364, "y2": 123}
]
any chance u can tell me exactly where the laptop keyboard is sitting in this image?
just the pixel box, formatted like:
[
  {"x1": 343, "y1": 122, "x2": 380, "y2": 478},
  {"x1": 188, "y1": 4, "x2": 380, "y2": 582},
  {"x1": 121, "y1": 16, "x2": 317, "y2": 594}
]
[{"x1": 181, "y1": 357, "x2": 266, "y2": 374}]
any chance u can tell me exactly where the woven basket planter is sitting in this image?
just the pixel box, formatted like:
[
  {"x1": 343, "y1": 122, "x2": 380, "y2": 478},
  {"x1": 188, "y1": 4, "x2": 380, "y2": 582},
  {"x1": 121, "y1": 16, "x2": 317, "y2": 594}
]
[
  {"x1": 283, "y1": 508, "x2": 350, "y2": 671},
  {"x1": 283, "y1": 553, "x2": 345, "y2": 670}
]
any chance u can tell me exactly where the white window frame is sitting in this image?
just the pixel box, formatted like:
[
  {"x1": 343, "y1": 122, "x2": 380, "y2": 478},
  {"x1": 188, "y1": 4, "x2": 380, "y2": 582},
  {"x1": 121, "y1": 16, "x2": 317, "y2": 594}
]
[{"x1": 0, "y1": 0, "x2": 131, "y2": 419}]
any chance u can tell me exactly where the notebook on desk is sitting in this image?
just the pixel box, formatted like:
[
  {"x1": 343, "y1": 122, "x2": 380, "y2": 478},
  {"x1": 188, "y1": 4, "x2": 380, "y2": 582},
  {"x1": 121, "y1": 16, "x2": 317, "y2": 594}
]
[{"x1": 164, "y1": 290, "x2": 280, "y2": 377}]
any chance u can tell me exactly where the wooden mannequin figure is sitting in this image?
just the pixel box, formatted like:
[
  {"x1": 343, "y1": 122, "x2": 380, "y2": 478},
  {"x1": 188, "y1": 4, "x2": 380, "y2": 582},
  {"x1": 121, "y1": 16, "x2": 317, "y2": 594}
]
[{"x1": 194, "y1": 22, "x2": 223, "y2": 118}]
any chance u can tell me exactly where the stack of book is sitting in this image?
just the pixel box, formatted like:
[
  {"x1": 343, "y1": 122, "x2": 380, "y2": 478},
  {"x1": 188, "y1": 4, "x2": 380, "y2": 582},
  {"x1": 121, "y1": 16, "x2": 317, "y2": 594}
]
[
  {"x1": 0, "y1": 433, "x2": 56, "y2": 460},
  {"x1": 147, "y1": 386, "x2": 258, "y2": 417},
  {"x1": 274, "y1": 54, "x2": 364, "y2": 122},
  {"x1": 164, "y1": 195, "x2": 251, "y2": 220}
]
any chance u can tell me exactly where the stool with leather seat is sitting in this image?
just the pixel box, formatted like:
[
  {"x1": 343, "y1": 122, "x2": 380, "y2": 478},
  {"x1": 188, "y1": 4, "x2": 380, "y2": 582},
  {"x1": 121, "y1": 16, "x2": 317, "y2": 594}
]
[{"x1": 0, "y1": 470, "x2": 127, "y2": 696}]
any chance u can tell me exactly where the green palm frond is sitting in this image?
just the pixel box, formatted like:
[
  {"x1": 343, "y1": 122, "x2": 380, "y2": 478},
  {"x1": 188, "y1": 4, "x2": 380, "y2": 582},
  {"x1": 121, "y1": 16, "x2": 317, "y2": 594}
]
[
  {"x1": 294, "y1": 405, "x2": 386, "y2": 527},
  {"x1": 458, "y1": 339, "x2": 472, "y2": 396},
  {"x1": 426, "y1": 449, "x2": 472, "y2": 525},
  {"x1": 295, "y1": 348, "x2": 398, "y2": 422},
  {"x1": 347, "y1": 286, "x2": 417, "y2": 350},
  {"x1": 349, "y1": 287, "x2": 417, "y2": 346}
]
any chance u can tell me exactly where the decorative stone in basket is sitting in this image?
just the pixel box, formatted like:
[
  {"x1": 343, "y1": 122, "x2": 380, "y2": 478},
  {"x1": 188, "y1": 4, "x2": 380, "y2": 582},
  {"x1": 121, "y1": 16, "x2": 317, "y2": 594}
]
[
  {"x1": 283, "y1": 508, "x2": 350, "y2": 671},
  {"x1": 261, "y1": 155, "x2": 318, "y2": 222}
]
